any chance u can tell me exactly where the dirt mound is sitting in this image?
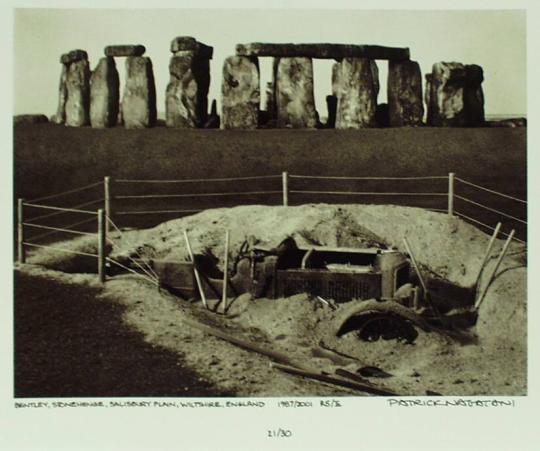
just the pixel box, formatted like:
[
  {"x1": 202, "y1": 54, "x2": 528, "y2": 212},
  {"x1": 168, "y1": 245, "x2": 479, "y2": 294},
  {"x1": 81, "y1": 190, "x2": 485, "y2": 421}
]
[{"x1": 24, "y1": 204, "x2": 527, "y2": 395}]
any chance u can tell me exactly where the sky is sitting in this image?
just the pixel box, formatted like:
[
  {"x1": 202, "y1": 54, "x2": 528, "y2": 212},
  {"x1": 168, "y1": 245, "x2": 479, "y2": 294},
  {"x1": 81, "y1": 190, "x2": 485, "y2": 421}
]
[{"x1": 13, "y1": 8, "x2": 526, "y2": 118}]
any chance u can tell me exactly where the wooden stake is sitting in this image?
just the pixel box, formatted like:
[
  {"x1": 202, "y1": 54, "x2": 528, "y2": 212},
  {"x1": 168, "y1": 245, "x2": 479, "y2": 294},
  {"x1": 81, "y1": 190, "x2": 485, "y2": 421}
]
[
  {"x1": 222, "y1": 230, "x2": 230, "y2": 313},
  {"x1": 271, "y1": 362, "x2": 398, "y2": 396},
  {"x1": 475, "y1": 229, "x2": 515, "y2": 309},
  {"x1": 403, "y1": 238, "x2": 427, "y2": 297},
  {"x1": 17, "y1": 198, "x2": 25, "y2": 264},
  {"x1": 282, "y1": 171, "x2": 289, "y2": 207},
  {"x1": 104, "y1": 176, "x2": 111, "y2": 234},
  {"x1": 474, "y1": 222, "x2": 501, "y2": 288},
  {"x1": 447, "y1": 172, "x2": 455, "y2": 216},
  {"x1": 183, "y1": 230, "x2": 208, "y2": 309},
  {"x1": 97, "y1": 209, "x2": 106, "y2": 283}
]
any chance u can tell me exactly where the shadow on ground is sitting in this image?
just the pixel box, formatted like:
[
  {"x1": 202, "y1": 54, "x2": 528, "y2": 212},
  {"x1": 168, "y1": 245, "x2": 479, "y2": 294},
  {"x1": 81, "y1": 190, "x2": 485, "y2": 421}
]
[{"x1": 14, "y1": 271, "x2": 230, "y2": 397}]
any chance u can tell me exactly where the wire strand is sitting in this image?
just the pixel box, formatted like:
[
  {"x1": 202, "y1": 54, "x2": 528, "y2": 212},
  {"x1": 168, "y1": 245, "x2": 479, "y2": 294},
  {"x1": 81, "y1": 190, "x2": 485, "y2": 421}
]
[
  {"x1": 107, "y1": 217, "x2": 160, "y2": 282},
  {"x1": 115, "y1": 209, "x2": 201, "y2": 215},
  {"x1": 114, "y1": 190, "x2": 282, "y2": 200},
  {"x1": 290, "y1": 190, "x2": 447, "y2": 196},
  {"x1": 25, "y1": 216, "x2": 97, "y2": 243},
  {"x1": 106, "y1": 258, "x2": 159, "y2": 286},
  {"x1": 23, "y1": 242, "x2": 99, "y2": 258},
  {"x1": 454, "y1": 211, "x2": 526, "y2": 244},
  {"x1": 455, "y1": 177, "x2": 527, "y2": 204},
  {"x1": 454, "y1": 195, "x2": 527, "y2": 225},
  {"x1": 28, "y1": 181, "x2": 103, "y2": 203},
  {"x1": 289, "y1": 175, "x2": 448, "y2": 181},
  {"x1": 25, "y1": 199, "x2": 103, "y2": 222},
  {"x1": 23, "y1": 222, "x2": 96, "y2": 237},
  {"x1": 115, "y1": 175, "x2": 281, "y2": 183}
]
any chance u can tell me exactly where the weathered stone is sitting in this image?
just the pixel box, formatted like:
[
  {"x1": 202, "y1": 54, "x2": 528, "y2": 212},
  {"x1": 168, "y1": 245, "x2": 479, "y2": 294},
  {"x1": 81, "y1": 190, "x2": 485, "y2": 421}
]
[
  {"x1": 464, "y1": 65, "x2": 485, "y2": 126},
  {"x1": 370, "y1": 60, "x2": 380, "y2": 99},
  {"x1": 335, "y1": 58, "x2": 378, "y2": 129},
  {"x1": 427, "y1": 62, "x2": 485, "y2": 127},
  {"x1": 375, "y1": 103, "x2": 390, "y2": 128},
  {"x1": 221, "y1": 56, "x2": 260, "y2": 129},
  {"x1": 121, "y1": 57, "x2": 157, "y2": 128},
  {"x1": 264, "y1": 81, "x2": 276, "y2": 121},
  {"x1": 331, "y1": 62, "x2": 340, "y2": 97},
  {"x1": 236, "y1": 43, "x2": 410, "y2": 61},
  {"x1": 104, "y1": 45, "x2": 145, "y2": 57},
  {"x1": 204, "y1": 99, "x2": 220, "y2": 129},
  {"x1": 276, "y1": 57, "x2": 317, "y2": 128},
  {"x1": 51, "y1": 63, "x2": 68, "y2": 124},
  {"x1": 424, "y1": 74, "x2": 433, "y2": 125},
  {"x1": 90, "y1": 57, "x2": 120, "y2": 128},
  {"x1": 166, "y1": 54, "x2": 210, "y2": 128},
  {"x1": 65, "y1": 59, "x2": 90, "y2": 126},
  {"x1": 170, "y1": 36, "x2": 213, "y2": 59},
  {"x1": 325, "y1": 95, "x2": 337, "y2": 128},
  {"x1": 60, "y1": 49, "x2": 88, "y2": 65},
  {"x1": 14, "y1": 114, "x2": 49, "y2": 125},
  {"x1": 387, "y1": 60, "x2": 424, "y2": 126}
]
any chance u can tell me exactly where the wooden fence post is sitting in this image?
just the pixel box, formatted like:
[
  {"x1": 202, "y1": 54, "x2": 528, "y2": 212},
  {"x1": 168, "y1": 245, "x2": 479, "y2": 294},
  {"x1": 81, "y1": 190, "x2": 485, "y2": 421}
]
[
  {"x1": 104, "y1": 176, "x2": 111, "y2": 233},
  {"x1": 222, "y1": 229, "x2": 230, "y2": 314},
  {"x1": 282, "y1": 171, "x2": 289, "y2": 207},
  {"x1": 447, "y1": 172, "x2": 455, "y2": 216},
  {"x1": 17, "y1": 198, "x2": 26, "y2": 264},
  {"x1": 98, "y1": 209, "x2": 106, "y2": 283}
]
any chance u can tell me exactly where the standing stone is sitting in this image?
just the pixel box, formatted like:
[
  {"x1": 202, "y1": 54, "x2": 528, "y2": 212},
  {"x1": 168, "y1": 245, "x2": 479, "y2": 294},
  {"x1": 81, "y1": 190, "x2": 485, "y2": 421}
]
[
  {"x1": 65, "y1": 58, "x2": 90, "y2": 127},
  {"x1": 166, "y1": 54, "x2": 210, "y2": 128},
  {"x1": 90, "y1": 57, "x2": 119, "y2": 128},
  {"x1": 204, "y1": 99, "x2": 220, "y2": 129},
  {"x1": 335, "y1": 58, "x2": 378, "y2": 129},
  {"x1": 464, "y1": 65, "x2": 485, "y2": 126},
  {"x1": 426, "y1": 62, "x2": 485, "y2": 127},
  {"x1": 331, "y1": 62, "x2": 340, "y2": 97},
  {"x1": 370, "y1": 60, "x2": 380, "y2": 100},
  {"x1": 51, "y1": 63, "x2": 68, "y2": 124},
  {"x1": 121, "y1": 56, "x2": 157, "y2": 128},
  {"x1": 387, "y1": 60, "x2": 424, "y2": 126},
  {"x1": 276, "y1": 57, "x2": 317, "y2": 128},
  {"x1": 425, "y1": 74, "x2": 433, "y2": 125},
  {"x1": 221, "y1": 56, "x2": 260, "y2": 129},
  {"x1": 326, "y1": 95, "x2": 337, "y2": 128}
]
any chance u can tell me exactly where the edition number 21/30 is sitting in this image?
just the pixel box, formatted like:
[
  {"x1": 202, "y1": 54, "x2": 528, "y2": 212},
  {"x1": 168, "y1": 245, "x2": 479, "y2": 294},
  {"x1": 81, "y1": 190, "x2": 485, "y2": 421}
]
[{"x1": 267, "y1": 428, "x2": 292, "y2": 438}]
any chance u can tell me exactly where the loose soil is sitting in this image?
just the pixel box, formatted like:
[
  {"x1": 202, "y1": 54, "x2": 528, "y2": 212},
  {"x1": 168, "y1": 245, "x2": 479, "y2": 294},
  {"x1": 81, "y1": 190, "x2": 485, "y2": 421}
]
[{"x1": 19, "y1": 204, "x2": 527, "y2": 396}]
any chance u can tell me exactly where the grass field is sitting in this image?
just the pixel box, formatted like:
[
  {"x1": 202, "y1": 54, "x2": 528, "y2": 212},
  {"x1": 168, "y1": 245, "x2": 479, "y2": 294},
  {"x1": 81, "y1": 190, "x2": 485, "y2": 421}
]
[{"x1": 14, "y1": 123, "x2": 527, "y2": 240}]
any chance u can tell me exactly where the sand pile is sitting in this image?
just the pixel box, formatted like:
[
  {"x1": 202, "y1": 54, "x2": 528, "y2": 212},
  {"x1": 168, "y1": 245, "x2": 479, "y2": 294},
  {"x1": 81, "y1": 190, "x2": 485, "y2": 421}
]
[{"x1": 24, "y1": 204, "x2": 527, "y2": 395}]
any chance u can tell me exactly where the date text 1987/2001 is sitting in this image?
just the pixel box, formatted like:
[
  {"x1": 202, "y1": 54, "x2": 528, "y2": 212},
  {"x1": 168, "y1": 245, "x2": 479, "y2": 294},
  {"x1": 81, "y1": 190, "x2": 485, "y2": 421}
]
[{"x1": 268, "y1": 428, "x2": 292, "y2": 438}]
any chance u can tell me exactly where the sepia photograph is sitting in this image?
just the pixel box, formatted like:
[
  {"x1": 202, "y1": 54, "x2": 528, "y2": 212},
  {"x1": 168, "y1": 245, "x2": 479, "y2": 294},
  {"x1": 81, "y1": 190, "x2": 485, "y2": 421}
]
[{"x1": 4, "y1": 0, "x2": 538, "y2": 449}]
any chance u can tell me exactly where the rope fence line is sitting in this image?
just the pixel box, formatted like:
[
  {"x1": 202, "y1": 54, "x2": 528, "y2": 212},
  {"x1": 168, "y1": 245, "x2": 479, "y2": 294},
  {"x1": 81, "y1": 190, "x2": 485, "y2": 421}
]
[
  {"x1": 25, "y1": 216, "x2": 98, "y2": 243},
  {"x1": 107, "y1": 217, "x2": 160, "y2": 282},
  {"x1": 290, "y1": 175, "x2": 449, "y2": 181},
  {"x1": 455, "y1": 176, "x2": 527, "y2": 204},
  {"x1": 116, "y1": 209, "x2": 202, "y2": 216},
  {"x1": 114, "y1": 190, "x2": 283, "y2": 200},
  {"x1": 22, "y1": 242, "x2": 99, "y2": 258},
  {"x1": 22, "y1": 222, "x2": 96, "y2": 237},
  {"x1": 16, "y1": 171, "x2": 528, "y2": 282},
  {"x1": 106, "y1": 257, "x2": 159, "y2": 286},
  {"x1": 23, "y1": 202, "x2": 99, "y2": 216},
  {"x1": 28, "y1": 181, "x2": 103, "y2": 203},
  {"x1": 25, "y1": 198, "x2": 105, "y2": 223},
  {"x1": 454, "y1": 210, "x2": 526, "y2": 245},
  {"x1": 115, "y1": 174, "x2": 281, "y2": 183},
  {"x1": 290, "y1": 190, "x2": 447, "y2": 197},
  {"x1": 454, "y1": 195, "x2": 527, "y2": 225}
]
